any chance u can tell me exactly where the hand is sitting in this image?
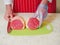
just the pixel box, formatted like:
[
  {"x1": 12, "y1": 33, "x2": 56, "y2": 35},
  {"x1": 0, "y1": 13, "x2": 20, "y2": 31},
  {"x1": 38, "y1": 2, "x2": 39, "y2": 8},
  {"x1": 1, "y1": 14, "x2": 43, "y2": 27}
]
[
  {"x1": 4, "y1": 9, "x2": 13, "y2": 21},
  {"x1": 4, "y1": 4, "x2": 14, "y2": 21},
  {"x1": 39, "y1": 7, "x2": 47, "y2": 18},
  {"x1": 35, "y1": 4, "x2": 48, "y2": 19}
]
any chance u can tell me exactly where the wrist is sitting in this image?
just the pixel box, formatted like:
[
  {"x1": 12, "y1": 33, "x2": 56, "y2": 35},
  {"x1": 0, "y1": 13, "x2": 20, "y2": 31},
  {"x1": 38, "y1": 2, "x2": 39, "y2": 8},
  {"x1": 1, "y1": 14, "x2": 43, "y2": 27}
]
[
  {"x1": 41, "y1": 0, "x2": 48, "y2": 5},
  {"x1": 6, "y1": 4, "x2": 12, "y2": 11}
]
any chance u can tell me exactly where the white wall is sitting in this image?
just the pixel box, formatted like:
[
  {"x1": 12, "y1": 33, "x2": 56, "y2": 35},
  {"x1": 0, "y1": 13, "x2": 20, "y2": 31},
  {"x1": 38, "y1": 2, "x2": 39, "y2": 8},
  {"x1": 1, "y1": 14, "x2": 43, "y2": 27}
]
[
  {"x1": 56, "y1": 0, "x2": 60, "y2": 13},
  {"x1": 0, "y1": 0, "x2": 5, "y2": 14}
]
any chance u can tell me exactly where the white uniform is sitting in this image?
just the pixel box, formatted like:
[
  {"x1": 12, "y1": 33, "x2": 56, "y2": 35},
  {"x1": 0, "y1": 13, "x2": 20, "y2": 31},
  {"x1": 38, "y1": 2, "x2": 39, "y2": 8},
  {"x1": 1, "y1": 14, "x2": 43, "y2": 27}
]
[
  {"x1": 3, "y1": 0, "x2": 52, "y2": 5},
  {"x1": 3, "y1": 0, "x2": 12, "y2": 5}
]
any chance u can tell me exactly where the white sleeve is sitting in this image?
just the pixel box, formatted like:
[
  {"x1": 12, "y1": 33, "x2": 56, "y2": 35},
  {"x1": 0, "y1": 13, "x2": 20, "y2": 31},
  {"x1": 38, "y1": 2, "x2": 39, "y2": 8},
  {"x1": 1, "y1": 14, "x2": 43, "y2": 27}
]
[{"x1": 3, "y1": 0, "x2": 12, "y2": 5}]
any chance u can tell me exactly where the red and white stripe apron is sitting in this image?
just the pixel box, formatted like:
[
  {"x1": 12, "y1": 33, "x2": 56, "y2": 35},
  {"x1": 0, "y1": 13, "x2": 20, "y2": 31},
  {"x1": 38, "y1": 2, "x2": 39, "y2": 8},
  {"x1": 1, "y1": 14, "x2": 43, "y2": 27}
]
[
  {"x1": 13, "y1": 0, "x2": 56, "y2": 13},
  {"x1": 13, "y1": 0, "x2": 41, "y2": 13}
]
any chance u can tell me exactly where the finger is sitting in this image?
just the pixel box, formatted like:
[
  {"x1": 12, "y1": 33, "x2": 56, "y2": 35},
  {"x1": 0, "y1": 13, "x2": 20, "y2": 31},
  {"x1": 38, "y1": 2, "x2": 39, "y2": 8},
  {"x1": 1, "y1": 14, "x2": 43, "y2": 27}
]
[{"x1": 8, "y1": 14, "x2": 13, "y2": 20}]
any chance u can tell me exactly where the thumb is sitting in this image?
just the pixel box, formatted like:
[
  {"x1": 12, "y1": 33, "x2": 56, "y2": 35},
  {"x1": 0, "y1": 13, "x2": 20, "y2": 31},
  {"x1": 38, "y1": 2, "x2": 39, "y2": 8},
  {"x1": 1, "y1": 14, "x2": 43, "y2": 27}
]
[{"x1": 8, "y1": 14, "x2": 13, "y2": 21}]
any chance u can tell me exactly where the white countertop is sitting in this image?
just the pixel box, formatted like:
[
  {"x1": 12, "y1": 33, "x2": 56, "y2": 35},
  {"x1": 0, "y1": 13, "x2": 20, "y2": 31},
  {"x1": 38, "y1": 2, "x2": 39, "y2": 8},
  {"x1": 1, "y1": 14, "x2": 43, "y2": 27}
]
[{"x1": 0, "y1": 13, "x2": 60, "y2": 45}]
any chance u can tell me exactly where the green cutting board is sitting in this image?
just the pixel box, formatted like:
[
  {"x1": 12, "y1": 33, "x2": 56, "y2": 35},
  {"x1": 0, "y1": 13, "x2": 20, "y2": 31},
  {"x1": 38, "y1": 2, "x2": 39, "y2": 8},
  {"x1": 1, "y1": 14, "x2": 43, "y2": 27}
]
[{"x1": 9, "y1": 21, "x2": 53, "y2": 36}]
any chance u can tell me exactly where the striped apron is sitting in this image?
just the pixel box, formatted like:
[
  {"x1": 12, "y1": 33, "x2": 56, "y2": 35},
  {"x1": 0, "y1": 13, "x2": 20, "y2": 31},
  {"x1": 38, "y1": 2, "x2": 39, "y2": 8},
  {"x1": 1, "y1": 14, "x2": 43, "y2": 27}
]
[
  {"x1": 13, "y1": 0, "x2": 56, "y2": 13},
  {"x1": 13, "y1": 0, "x2": 41, "y2": 13}
]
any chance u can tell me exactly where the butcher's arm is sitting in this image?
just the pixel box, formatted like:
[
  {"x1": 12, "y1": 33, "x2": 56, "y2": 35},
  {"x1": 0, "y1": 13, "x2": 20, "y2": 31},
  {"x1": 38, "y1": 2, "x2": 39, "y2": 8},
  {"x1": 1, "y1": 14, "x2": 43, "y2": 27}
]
[
  {"x1": 3, "y1": 0, "x2": 12, "y2": 10},
  {"x1": 3, "y1": 0, "x2": 13, "y2": 21},
  {"x1": 48, "y1": 0, "x2": 52, "y2": 3}
]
